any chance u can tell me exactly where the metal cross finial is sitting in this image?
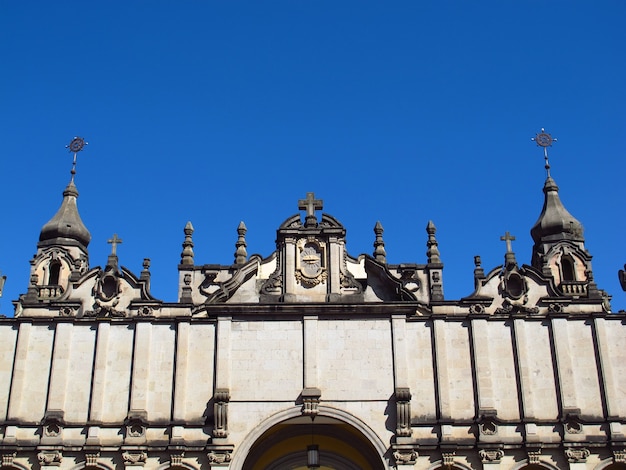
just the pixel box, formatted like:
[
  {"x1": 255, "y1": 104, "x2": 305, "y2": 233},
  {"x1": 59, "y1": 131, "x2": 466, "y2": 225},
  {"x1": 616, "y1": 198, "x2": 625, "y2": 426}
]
[
  {"x1": 107, "y1": 233, "x2": 123, "y2": 256},
  {"x1": 531, "y1": 128, "x2": 557, "y2": 177},
  {"x1": 298, "y1": 192, "x2": 323, "y2": 228},
  {"x1": 66, "y1": 136, "x2": 88, "y2": 182},
  {"x1": 500, "y1": 231, "x2": 516, "y2": 253}
]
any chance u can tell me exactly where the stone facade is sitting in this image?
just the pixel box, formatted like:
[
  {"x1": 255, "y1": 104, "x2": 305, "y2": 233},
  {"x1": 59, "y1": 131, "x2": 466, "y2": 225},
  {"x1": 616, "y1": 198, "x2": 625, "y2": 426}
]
[{"x1": 0, "y1": 153, "x2": 625, "y2": 469}]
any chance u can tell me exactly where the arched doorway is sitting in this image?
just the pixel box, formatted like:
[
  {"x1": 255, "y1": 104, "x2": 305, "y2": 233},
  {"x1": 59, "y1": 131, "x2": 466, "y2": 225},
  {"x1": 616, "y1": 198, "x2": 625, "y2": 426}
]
[{"x1": 240, "y1": 414, "x2": 386, "y2": 470}]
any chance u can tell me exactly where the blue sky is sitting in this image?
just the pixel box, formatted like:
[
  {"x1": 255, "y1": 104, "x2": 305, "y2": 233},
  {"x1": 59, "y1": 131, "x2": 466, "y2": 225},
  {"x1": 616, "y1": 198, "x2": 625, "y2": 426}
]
[{"x1": 1, "y1": 2, "x2": 625, "y2": 313}]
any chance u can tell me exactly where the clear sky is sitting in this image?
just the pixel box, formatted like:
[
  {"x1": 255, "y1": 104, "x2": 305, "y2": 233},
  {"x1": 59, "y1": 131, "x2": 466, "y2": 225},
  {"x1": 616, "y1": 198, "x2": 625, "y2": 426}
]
[{"x1": 1, "y1": 2, "x2": 625, "y2": 314}]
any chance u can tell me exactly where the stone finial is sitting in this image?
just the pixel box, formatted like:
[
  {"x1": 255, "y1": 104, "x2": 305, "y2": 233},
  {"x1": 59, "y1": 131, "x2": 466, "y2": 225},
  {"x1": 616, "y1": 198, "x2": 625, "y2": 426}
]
[
  {"x1": 473, "y1": 255, "x2": 485, "y2": 286},
  {"x1": 373, "y1": 221, "x2": 387, "y2": 263},
  {"x1": 140, "y1": 258, "x2": 150, "y2": 281},
  {"x1": 180, "y1": 222, "x2": 194, "y2": 266},
  {"x1": 234, "y1": 221, "x2": 248, "y2": 265},
  {"x1": 426, "y1": 221, "x2": 441, "y2": 265}
]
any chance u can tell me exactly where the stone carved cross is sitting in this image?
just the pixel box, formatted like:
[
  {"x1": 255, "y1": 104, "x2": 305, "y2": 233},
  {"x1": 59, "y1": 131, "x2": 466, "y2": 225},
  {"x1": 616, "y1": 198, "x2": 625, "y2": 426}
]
[
  {"x1": 298, "y1": 192, "x2": 323, "y2": 217},
  {"x1": 107, "y1": 233, "x2": 123, "y2": 256},
  {"x1": 298, "y1": 192, "x2": 323, "y2": 228},
  {"x1": 500, "y1": 231, "x2": 516, "y2": 253}
]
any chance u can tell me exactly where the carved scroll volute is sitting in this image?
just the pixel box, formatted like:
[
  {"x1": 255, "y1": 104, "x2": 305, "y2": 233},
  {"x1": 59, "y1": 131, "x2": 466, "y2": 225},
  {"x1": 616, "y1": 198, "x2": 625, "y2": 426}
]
[
  {"x1": 395, "y1": 387, "x2": 412, "y2": 437},
  {"x1": 213, "y1": 388, "x2": 230, "y2": 438}
]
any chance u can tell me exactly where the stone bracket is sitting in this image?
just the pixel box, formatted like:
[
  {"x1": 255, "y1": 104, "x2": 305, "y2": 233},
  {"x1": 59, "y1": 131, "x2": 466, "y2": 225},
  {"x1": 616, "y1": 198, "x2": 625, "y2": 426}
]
[
  {"x1": 213, "y1": 388, "x2": 230, "y2": 438},
  {"x1": 395, "y1": 387, "x2": 412, "y2": 437},
  {"x1": 301, "y1": 387, "x2": 322, "y2": 419}
]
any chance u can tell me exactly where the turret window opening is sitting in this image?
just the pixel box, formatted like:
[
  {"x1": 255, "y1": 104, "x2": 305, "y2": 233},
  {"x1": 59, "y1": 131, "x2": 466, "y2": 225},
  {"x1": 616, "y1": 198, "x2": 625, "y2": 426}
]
[
  {"x1": 560, "y1": 254, "x2": 576, "y2": 282},
  {"x1": 48, "y1": 260, "x2": 61, "y2": 285}
]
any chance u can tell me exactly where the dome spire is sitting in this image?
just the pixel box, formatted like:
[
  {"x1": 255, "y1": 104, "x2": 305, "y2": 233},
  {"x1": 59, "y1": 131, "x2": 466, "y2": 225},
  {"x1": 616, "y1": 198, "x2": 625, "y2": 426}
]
[
  {"x1": 529, "y1": 129, "x2": 588, "y2": 278},
  {"x1": 529, "y1": 129, "x2": 584, "y2": 247},
  {"x1": 38, "y1": 137, "x2": 91, "y2": 251}
]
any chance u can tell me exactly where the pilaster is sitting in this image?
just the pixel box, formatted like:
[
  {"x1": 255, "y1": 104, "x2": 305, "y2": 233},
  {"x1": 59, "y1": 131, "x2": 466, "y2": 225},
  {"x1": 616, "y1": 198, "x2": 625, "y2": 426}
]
[
  {"x1": 391, "y1": 315, "x2": 409, "y2": 389},
  {"x1": 129, "y1": 322, "x2": 151, "y2": 414},
  {"x1": 471, "y1": 319, "x2": 496, "y2": 412},
  {"x1": 433, "y1": 319, "x2": 451, "y2": 420},
  {"x1": 46, "y1": 322, "x2": 73, "y2": 412},
  {"x1": 551, "y1": 318, "x2": 578, "y2": 413},
  {"x1": 303, "y1": 315, "x2": 319, "y2": 388},
  {"x1": 173, "y1": 321, "x2": 191, "y2": 421},
  {"x1": 215, "y1": 317, "x2": 232, "y2": 391}
]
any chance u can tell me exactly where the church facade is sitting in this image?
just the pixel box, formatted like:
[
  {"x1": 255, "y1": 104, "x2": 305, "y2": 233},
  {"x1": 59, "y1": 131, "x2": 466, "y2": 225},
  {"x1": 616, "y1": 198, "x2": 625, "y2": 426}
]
[{"x1": 1, "y1": 136, "x2": 625, "y2": 470}]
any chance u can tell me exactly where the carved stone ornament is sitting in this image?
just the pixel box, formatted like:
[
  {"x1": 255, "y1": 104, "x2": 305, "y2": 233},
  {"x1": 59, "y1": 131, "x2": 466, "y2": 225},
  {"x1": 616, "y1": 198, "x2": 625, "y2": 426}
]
[
  {"x1": 295, "y1": 238, "x2": 327, "y2": 287},
  {"x1": 126, "y1": 417, "x2": 146, "y2": 437},
  {"x1": 301, "y1": 387, "x2": 321, "y2": 419},
  {"x1": 170, "y1": 453, "x2": 184, "y2": 467},
  {"x1": 2, "y1": 452, "x2": 16, "y2": 468},
  {"x1": 261, "y1": 252, "x2": 283, "y2": 295},
  {"x1": 38, "y1": 451, "x2": 62, "y2": 467},
  {"x1": 207, "y1": 451, "x2": 231, "y2": 464},
  {"x1": 85, "y1": 453, "x2": 100, "y2": 467},
  {"x1": 398, "y1": 266, "x2": 421, "y2": 292},
  {"x1": 564, "y1": 416, "x2": 583, "y2": 434},
  {"x1": 469, "y1": 303, "x2": 485, "y2": 314},
  {"x1": 213, "y1": 388, "x2": 230, "y2": 438},
  {"x1": 479, "y1": 449, "x2": 504, "y2": 463},
  {"x1": 480, "y1": 418, "x2": 498, "y2": 435},
  {"x1": 137, "y1": 305, "x2": 154, "y2": 317},
  {"x1": 499, "y1": 270, "x2": 527, "y2": 300},
  {"x1": 59, "y1": 306, "x2": 76, "y2": 317},
  {"x1": 95, "y1": 267, "x2": 122, "y2": 302},
  {"x1": 548, "y1": 302, "x2": 566, "y2": 313},
  {"x1": 44, "y1": 419, "x2": 62, "y2": 437},
  {"x1": 84, "y1": 300, "x2": 126, "y2": 318},
  {"x1": 393, "y1": 450, "x2": 418, "y2": 465},
  {"x1": 396, "y1": 387, "x2": 412, "y2": 437},
  {"x1": 565, "y1": 448, "x2": 590, "y2": 463},
  {"x1": 340, "y1": 270, "x2": 362, "y2": 292},
  {"x1": 495, "y1": 299, "x2": 539, "y2": 315},
  {"x1": 442, "y1": 452, "x2": 456, "y2": 468},
  {"x1": 122, "y1": 451, "x2": 147, "y2": 466},
  {"x1": 527, "y1": 450, "x2": 541, "y2": 464}
]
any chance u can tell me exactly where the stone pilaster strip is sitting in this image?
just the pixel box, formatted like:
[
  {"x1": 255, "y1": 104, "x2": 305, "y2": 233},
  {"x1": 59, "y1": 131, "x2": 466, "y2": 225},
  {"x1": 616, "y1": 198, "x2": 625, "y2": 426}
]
[
  {"x1": 173, "y1": 321, "x2": 191, "y2": 421},
  {"x1": 303, "y1": 316, "x2": 319, "y2": 389},
  {"x1": 215, "y1": 317, "x2": 232, "y2": 391}
]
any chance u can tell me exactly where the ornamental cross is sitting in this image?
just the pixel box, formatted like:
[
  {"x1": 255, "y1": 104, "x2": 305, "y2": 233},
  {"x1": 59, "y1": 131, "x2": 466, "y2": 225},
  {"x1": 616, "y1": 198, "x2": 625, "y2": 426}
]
[
  {"x1": 107, "y1": 233, "x2": 123, "y2": 256},
  {"x1": 500, "y1": 231, "x2": 515, "y2": 253},
  {"x1": 298, "y1": 192, "x2": 323, "y2": 227},
  {"x1": 532, "y1": 128, "x2": 557, "y2": 178},
  {"x1": 66, "y1": 136, "x2": 87, "y2": 182},
  {"x1": 298, "y1": 192, "x2": 323, "y2": 217}
]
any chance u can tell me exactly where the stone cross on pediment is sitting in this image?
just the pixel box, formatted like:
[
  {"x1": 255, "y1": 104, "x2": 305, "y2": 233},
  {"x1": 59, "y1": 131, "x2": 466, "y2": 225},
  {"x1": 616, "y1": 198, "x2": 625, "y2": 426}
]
[
  {"x1": 298, "y1": 192, "x2": 323, "y2": 228},
  {"x1": 500, "y1": 231, "x2": 515, "y2": 253},
  {"x1": 107, "y1": 233, "x2": 123, "y2": 256}
]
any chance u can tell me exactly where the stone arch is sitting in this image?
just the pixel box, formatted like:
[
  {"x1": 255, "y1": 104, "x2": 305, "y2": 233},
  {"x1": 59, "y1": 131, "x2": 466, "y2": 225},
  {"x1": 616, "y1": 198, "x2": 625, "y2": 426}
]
[
  {"x1": 1, "y1": 462, "x2": 30, "y2": 470},
  {"x1": 154, "y1": 461, "x2": 200, "y2": 470},
  {"x1": 229, "y1": 404, "x2": 388, "y2": 470},
  {"x1": 595, "y1": 458, "x2": 626, "y2": 470},
  {"x1": 68, "y1": 460, "x2": 116, "y2": 470},
  {"x1": 427, "y1": 460, "x2": 474, "y2": 470},
  {"x1": 510, "y1": 460, "x2": 561, "y2": 470}
]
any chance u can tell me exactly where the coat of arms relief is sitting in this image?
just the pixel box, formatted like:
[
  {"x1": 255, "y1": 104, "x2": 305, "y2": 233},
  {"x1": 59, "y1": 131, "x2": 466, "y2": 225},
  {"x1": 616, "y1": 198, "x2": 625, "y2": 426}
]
[{"x1": 295, "y1": 238, "x2": 327, "y2": 287}]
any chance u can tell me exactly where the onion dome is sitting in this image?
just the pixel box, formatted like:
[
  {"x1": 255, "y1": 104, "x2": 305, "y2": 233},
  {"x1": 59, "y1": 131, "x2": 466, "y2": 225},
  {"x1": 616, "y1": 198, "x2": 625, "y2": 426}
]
[
  {"x1": 38, "y1": 180, "x2": 91, "y2": 251},
  {"x1": 531, "y1": 176, "x2": 584, "y2": 244}
]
